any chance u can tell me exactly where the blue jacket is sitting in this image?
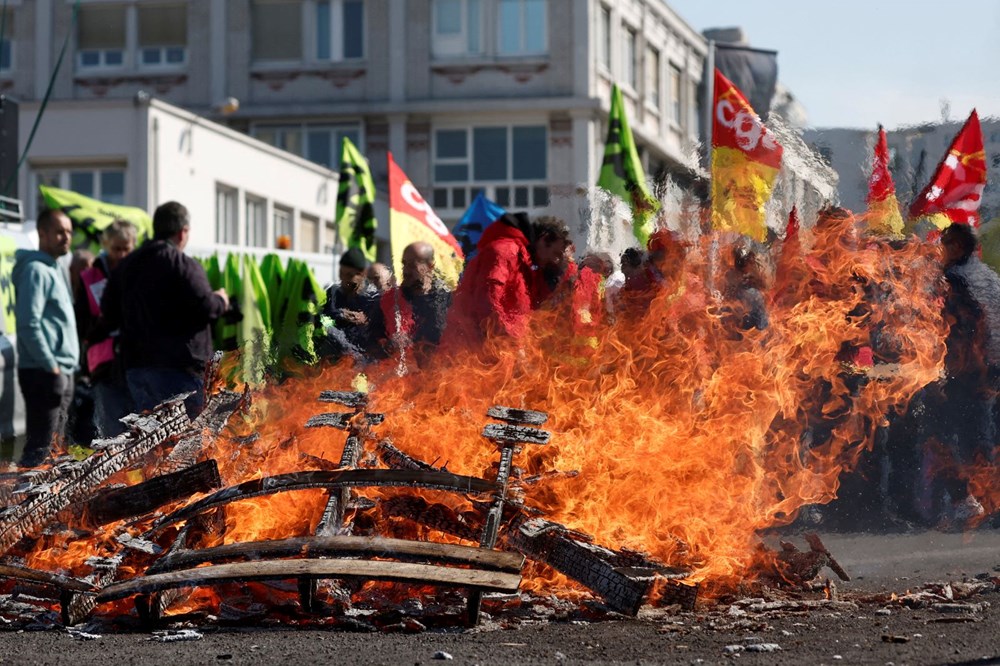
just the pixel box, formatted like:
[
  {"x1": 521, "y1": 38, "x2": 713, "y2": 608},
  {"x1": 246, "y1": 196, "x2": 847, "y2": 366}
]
[{"x1": 12, "y1": 249, "x2": 79, "y2": 373}]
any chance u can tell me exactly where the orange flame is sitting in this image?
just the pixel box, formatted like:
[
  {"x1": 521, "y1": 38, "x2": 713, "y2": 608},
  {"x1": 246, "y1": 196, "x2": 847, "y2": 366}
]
[{"x1": 8, "y1": 215, "x2": 954, "y2": 612}]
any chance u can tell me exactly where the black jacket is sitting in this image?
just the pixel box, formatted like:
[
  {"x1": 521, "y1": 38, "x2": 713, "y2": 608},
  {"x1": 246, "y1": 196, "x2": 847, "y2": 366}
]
[{"x1": 102, "y1": 240, "x2": 227, "y2": 373}]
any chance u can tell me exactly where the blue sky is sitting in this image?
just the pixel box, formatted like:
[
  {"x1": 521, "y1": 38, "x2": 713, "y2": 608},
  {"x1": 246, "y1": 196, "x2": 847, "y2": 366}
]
[{"x1": 668, "y1": 0, "x2": 1000, "y2": 130}]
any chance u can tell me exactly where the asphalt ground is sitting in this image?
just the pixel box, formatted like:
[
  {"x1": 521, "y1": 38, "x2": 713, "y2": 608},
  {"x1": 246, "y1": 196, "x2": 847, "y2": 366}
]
[{"x1": 0, "y1": 529, "x2": 998, "y2": 665}]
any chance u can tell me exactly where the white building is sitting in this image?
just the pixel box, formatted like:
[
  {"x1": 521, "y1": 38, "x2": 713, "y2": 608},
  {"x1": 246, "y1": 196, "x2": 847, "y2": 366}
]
[{"x1": 18, "y1": 96, "x2": 339, "y2": 282}]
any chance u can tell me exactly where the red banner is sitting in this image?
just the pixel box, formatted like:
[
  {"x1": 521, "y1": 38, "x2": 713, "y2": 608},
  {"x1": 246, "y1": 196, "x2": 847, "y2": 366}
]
[
  {"x1": 388, "y1": 152, "x2": 464, "y2": 286},
  {"x1": 710, "y1": 68, "x2": 783, "y2": 241},
  {"x1": 712, "y1": 69, "x2": 783, "y2": 170},
  {"x1": 866, "y1": 127, "x2": 904, "y2": 236},
  {"x1": 908, "y1": 109, "x2": 987, "y2": 226}
]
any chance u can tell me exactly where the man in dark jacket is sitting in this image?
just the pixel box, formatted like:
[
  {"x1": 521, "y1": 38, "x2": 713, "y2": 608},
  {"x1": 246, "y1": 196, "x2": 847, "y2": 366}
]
[
  {"x1": 925, "y1": 222, "x2": 1000, "y2": 527},
  {"x1": 445, "y1": 213, "x2": 570, "y2": 345},
  {"x1": 102, "y1": 202, "x2": 229, "y2": 417},
  {"x1": 379, "y1": 242, "x2": 451, "y2": 361},
  {"x1": 13, "y1": 209, "x2": 78, "y2": 466}
]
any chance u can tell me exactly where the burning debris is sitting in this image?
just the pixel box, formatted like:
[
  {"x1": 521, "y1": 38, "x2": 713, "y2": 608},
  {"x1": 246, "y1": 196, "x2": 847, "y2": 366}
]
[
  {"x1": 0, "y1": 211, "x2": 994, "y2": 637},
  {"x1": 0, "y1": 381, "x2": 700, "y2": 630}
]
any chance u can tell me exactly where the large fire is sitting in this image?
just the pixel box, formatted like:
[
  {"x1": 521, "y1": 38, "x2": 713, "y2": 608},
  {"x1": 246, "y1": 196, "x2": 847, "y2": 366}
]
[{"x1": 9, "y1": 211, "x2": 959, "y2": 617}]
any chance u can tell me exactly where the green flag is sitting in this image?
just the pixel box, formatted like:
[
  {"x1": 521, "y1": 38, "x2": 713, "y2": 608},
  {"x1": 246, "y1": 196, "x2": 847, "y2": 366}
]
[
  {"x1": 39, "y1": 184, "x2": 153, "y2": 254},
  {"x1": 259, "y1": 253, "x2": 286, "y2": 332},
  {"x1": 217, "y1": 253, "x2": 242, "y2": 352},
  {"x1": 596, "y1": 84, "x2": 660, "y2": 247},
  {"x1": 275, "y1": 259, "x2": 327, "y2": 365},
  {"x1": 0, "y1": 234, "x2": 16, "y2": 335},
  {"x1": 238, "y1": 255, "x2": 271, "y2": 387},
  {"x1": 201, "y1": 253, "x2": 222, "y2": 289},
  {"x1": 335, "y1": 137, "x2": 379, "y2": 262}
]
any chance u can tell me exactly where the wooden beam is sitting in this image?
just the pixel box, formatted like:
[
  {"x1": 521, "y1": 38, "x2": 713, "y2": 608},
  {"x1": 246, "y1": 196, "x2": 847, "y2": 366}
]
[
  {"x1": 0, "y1": 399, "x2": 191, "y2": 557},
  {"x1": 147, "y1": 536, "x2": 524, "y2": 575},
  {"x1": 317, "y1": 391, "x2": 368, "y2": 408},
  {"x1": 481, "y1": 423, "x2": 550, "y2": 445},
  {"x1": 143, "y1": 469, "x2": 499, "y2": 538},
  {"x1": 85, "y1": 460, "x2": 221, "y2": 526},
  {"x1": 305, "y1": 412, "x2": 384, "y2": 430},
  {"x1": 0, "y1": 564, "x2": 96, "y2": 593},
  {"x1": 487, "y1": 406, "x2": 549, "y2": 426},
  {"x1": 97, "y1": 559, "x2": 522, "y2": 602}
]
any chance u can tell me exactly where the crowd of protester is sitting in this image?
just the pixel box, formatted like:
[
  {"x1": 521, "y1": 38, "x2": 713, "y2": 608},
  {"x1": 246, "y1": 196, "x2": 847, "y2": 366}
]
[{"x1": 9, "y1": 201, "x2": 1000, "y2": 532}]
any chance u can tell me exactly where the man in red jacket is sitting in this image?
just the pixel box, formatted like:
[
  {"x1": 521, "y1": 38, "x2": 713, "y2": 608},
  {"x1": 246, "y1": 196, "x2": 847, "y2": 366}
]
[{"x1": 445, "y1": 213, "x2": 570, "y2": 345}]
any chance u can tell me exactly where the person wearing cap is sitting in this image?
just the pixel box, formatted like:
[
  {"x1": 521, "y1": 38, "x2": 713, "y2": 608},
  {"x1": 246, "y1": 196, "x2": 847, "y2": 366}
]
[{"x1": 321, "y1": 247, "x2": 383, "y2": 360}]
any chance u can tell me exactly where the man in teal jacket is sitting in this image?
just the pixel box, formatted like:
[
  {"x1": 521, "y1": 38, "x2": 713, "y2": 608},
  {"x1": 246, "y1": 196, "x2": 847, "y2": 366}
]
[{"x1": 13, "y1": 209, "x2": 79, "y2": 467}]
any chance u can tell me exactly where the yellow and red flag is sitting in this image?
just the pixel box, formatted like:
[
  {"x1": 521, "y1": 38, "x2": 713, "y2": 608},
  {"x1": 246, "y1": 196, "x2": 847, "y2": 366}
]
[
  {"x1": 908, "y1": 109, "x2": 987, "y2": 227},
  {"x1": 711, "y1": 68, "x2": 783, "y2": 242},
  {"x1": 866, "y1": 126, "x2": 904, "y2": 236},
  {"x1": 388, "y1": 153, "x2": 464, "y2": 287}
]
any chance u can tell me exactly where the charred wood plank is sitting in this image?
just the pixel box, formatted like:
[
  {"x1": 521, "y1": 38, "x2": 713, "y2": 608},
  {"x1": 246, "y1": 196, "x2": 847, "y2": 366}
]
[
  {"x1": 468, "y1": 443, "x2": 516, "y2": 626},
  {"x1": 375, "y1": 439, "x2": 436, "y2": 472},
  {"x1": 61, "y1": 394, "x2": 240, "y2": 626},
  {"x1": 0, "y1": 564, "x2": 96, "y2": 593},
  {"x1": 317, "y1": 391, "x2": 368, "y2": 409},
  {"x1": 0, "y1": 399, "x2": 191, "y2": 557},
  {"x1": 98, "y1": 559, "x2": 522, "y2": 602},
  {"x1": 503, "y1": 515, "x2": 679, "y2": 615},
  {"x1": 481, "y1": 423, "x2": 550, "y2": 445},
  {"x1": 804, "y1": 533, "x2": 851, "y2": 582},
  {"x1": 156, "y1": 389, "x2": 245, "y2": 475},
  {"x1": 381, "y1": 496, "x2": 482, "y2": 542},
  {"x1": 378, "y1": 493, "x2": 688, "y2": 615},
  {"x1": 146, "y1": 536, "x2": 524, "y2": 575},
  {"x1": 305, "y1": 412, "x2": 384, "y2": 430},
  {"x1": 315, "y1": 435, "x2": 363, "y2": 537},
  {"x1": 144, "y1": 470, "x2": 499, "y2": 538},
  {"x1": 487, "y1": 406, "x2": 548, "y2": 426},
  {"x1": 85, "y1": 460, "x2": 221, "y2": 526}
]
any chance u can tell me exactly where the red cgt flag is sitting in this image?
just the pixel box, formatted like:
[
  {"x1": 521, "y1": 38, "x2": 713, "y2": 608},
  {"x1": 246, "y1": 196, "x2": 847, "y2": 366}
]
[
  {"x1": 866, "y1": 126, "x2": 904, "y2": 236},
  {"x1": 908, "y1": 109, "x2": 987, "y2": 227},
  {"x1": 710, "y1": 69, "x2": 783, "y2": 242}
]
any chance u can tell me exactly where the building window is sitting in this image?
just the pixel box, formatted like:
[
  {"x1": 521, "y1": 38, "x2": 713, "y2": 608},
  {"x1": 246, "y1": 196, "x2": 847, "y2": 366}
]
[
  {"x1": 669, "y1": 64, "x2": 682, "y2": 127},
  {"x1": 138, "y1": 4, "x2": 187, "y2": 68},
  {"x1": 645, "y1": 46, "x2": 660, "y2": 108},
  {"x1": 316, "y1": 0, "x2": 365, "y2": 61},
  {"x1": 689, "y1": 79, "x2": 701, "y2": 139},
  {"x1": 253, "y1": 123, "x2": 361, "y2": 169},
  {"x1": 497, "y1": 0, "x2": 546, "y2": 56},
  {"x1": 432, "y1": 125, "x2": 548, "y2": 212},
  {"x1": 299, "y1": 214, "x2": 319, "y2": 253},
  {"x1": 77, "y1": 3, "x2": 187, "y2": 71},
  {"x1": 252, "y1": 0, "x2": 303, "y2": 61},
  {"x1": 623, "y1": 28, "x2": 636, "y2": 90},
  {"x1": 77, "y1": 4, "x2": 126, "y2": 69},
  {"x1": 432, "y1": 0, "x2": 482, "y2": 57},
  {"x1": 245, "y1": 196, "x2": 267, "y2": 248},
  {"x1": 33, "y1": 167, "x2": 125, "y2": 220},
  {"x1": 215, "y1": 186, "x2": 238, "y2": 245},
  {"x1": 597, "y1": 5, "x2": 610, "y2": 71},
  {"x1": 274, "y1": 205, "x2": 293, "y2": 247},
  {"x1": 323, "y1": 220, "x2": 337, "y2": 254}
]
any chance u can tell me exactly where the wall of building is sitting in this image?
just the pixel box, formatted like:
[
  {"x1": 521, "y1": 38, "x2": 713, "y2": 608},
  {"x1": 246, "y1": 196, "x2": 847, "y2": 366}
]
[
  {"x1": 17, "y1": 97, "x2": 340, "y2": 283},
  {"x1": 805, "y1": 119, "x2": 1000, "y2": 225}
]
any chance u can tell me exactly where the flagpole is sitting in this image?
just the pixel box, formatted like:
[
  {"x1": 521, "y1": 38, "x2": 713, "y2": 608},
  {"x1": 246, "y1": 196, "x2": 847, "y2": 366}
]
[
  {"x1": 702, "y1": 40, "x2": 718, "y2": 299},
  {"x1": 702, "y1": 40, "x2": 714, "y2": 176}
]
